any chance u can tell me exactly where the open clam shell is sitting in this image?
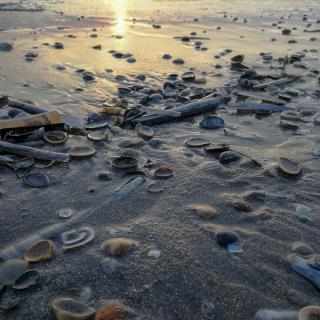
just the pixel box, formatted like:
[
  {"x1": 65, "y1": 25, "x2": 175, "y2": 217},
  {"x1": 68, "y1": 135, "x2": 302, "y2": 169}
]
[
  {"x1": 153, "y1": 166, "x2": 173, "y2": 178},
  {"x1": 85, "y1": 121, "x2": 109, "y2": 130},
  {"x1": 57, "y1": 208, "x2": 74, "y2": 219},
  {"x1": 8, "y1": 156, "x2": 35, "y2": 171},
  {"x1": 52, "y1": 298, "x2": 96, "y2": 320},
  {"x1": 112, "y1": 156, "x2": 138, "y2": 170},
  {"x1": 298, "y1": 306, "x2": 320, "y2": 320},
  {"x1": 277, "y1": 157, "x2": 301, "y2": 176},
  {"x1": 43, "y1": 131, "x2": 69, "y2": 145},
  {"x1": 87, "y1": 130, "x2": 108, "y2": 142},
  {"x1": 204, "y1": 143, "x2": 230, "y2": 155},
  {"x1": 24, "y1": 240, "x2": 54, "y2": 262},
  {"x1": 70, "y1": 146, "x2": 96, "y2": 159},
  {"x1": 12, "y1": 270, "x2": 40, "y2": 290},
  {"x1": 23, "y1": 172, "x2": 49, "y2": 188},
  {"x1": 137, "y1": 126, "x2": 154, "y2": 140},
  {"x1": 61, "y1": 227, "x2": 95, "y2": 251}
]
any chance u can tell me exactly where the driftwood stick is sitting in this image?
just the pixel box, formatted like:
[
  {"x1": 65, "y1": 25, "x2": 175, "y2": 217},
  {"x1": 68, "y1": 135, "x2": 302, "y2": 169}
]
[
  {"x1": 0, "y1": 111, "x2": 61, "y2": 130},
  {"x1": 8, "y1": 100, "x2": 47, "y2": 114},
  {"x1": 228, "y1": 102, "x2": 293, "y2": 113},
  {"x1": 132, "y1": 98, "x2": 223, "y2": 126},
  {"x1": 0, "y1": 176, "x2": 145, "y2": 260},
  {"x1": 0, "y1": 141, "x2": 70, "y2": 162}
]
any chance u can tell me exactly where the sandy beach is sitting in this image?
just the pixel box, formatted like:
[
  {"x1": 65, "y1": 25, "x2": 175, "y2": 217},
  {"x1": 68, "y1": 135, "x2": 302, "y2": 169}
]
[{"x1": 1, "y1": 1, "x2": 320, "y2": 319}]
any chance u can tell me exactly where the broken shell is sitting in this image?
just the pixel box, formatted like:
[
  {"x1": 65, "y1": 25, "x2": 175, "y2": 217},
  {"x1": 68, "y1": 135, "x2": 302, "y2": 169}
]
[
  {"x1": 101, "y1": 238, "x2": 137, "y2": 256},
  {"x1": 24, "y1": 240, "x2": 54, "y2": 262},
  {"x1": 96, "y1": 300, "x2": 135, "y2": 320},
  {"x1": 204, "y1": 143, "x2": 230, "y2": 155},
  {"x1": 277, "y1": 157, "x2": 301, "y2": 176},
  {"x1": 280, "y1": 111, "x2": 300, "y2": 122},
  {"x1": 23, "y1": 172, "x2": 49, "y2": 188},
  {"x1": 181, "y1": 71, "x2": 195, "y2": 82},
  {"x1": 279, "y1": 120, "x2": 300, "y2": 130},
  {"x1": 153, "y1": 166, "x2": 173, "y2": 178},
  {"x1": 43, "y1": 131, "x2": 69, "y2": 145},
  {"x1": 62, "y1": 227, "x2": 95, "y2": 251},
  {"x1": 0, "y1": 259, "x2": 29, "y2": 286},
  {"x1": 85, "y1": 121, "x2": 109, "y2": 130},
  {"x1": 12, "y1": 270, "x2": 40, "y2": 290},
  {"x1": 298, "y1": 306, "x2": 320, "y2": 320},
  {"x1": 147, "y1": 182, "x2": 165, "y2": 193},
  {"x1": 70, "y1": 146, "x2": 96, "y2": 158},
  {"x1": 87, "y1": 130, "x2": 108, "y2": 142},
  {"x1": 185, "y1": 137, "x2": 211, "y2": 147},
  {"x1": 52, "y1": 298, "x2": 96, "y2": 320},
  {"x1": 57, "y1": 208, "x2": 74, "y2": 219},
  {"x1": 34, "y1": 159, "x2": 55, "y2": 169},
  {"x1": 219, "y1": 151, "x2": 241, "y2": 164},
  {"x1": 112, "y1": 156, "x2": 138, "y2": 170},
  {"x1": 137, "y1": 126, "x2": 154, "y2": 140},
  {"x1": 9, "y1": 156, "x2": 35, "y2": 170},
  {"x1": 200, "y1": 116, "x2": 225, "y2": 129}
]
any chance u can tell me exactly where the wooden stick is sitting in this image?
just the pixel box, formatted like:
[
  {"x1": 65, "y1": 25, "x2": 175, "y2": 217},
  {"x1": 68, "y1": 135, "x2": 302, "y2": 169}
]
[
  {"x1": 132, "y1": 98, "x2": 223, "y2": 126},
  {"x1": 0, "y1": 141, "x2": 70, "y2": 162},
  {"x1": 228, "y1": 102, "x2": 293, "y2": 113},
  {"x1": 0, "y1": 176, "x2": 145, "y2": 260},
  {"x1": 0, "y1": 111, "x2": 61, "y2": 130}
]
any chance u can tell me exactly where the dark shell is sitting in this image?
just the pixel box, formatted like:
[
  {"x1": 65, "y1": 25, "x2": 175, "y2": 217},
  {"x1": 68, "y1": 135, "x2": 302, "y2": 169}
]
[
  {"x1": 153, "y1": 167, "x2": 173, "y2": 178},
  {"x1": 70, "y1": 146, "x2": 96, "y2": 158},
  {"x1": 200, "y1": 116, "x2": 225, "y2": 129},
  {"x1": 181, "y1": 71, "x2": 195, "y2": 82},
  {"x1": 231, "y1": 54, "x2": 245, "y2": 64},
  {"x1": 204, "y1": 143, "x2": 230, "y2": 154},
  {"x1": 216, "y1": 231, "x2": 238, "y2": 247},
  {"x1": 112, "y1": 156, "x2": 138, "y2": 170},
  {"x1": 277, "y1": 157, "x2": 301, "y2": 176},
  {"x1": 23, "y1": 172, "x2": 49, "y2": 188},
  {"x1": 12, "y1": 270, "x2": 40, "y2": 290},
  {"x1": 185, "y1": 137, "x2": 211, "y2": 148},
  {"x1": 219, "y1": 151, "x2": 241, "y2": 164},
  {"x1": 85, "y1": 121, "x2": 109, "y2": 130}
]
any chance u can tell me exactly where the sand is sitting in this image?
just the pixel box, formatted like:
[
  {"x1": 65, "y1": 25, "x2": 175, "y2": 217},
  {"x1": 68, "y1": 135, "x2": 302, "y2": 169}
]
[{"x1": 1, "y1": 0, "x2": 320, "y2": 319}]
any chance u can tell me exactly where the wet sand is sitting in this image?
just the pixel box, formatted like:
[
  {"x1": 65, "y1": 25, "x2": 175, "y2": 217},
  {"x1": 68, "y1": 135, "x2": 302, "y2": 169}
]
[{"x1": 1, "y1": 1, "x2": 320, "y2": 319}]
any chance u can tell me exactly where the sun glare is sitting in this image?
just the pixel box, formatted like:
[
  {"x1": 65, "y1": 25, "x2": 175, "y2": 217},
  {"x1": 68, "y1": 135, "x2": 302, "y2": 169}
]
[{"x1": 111, "y1": 0, "x2": 127, "y2": 34}]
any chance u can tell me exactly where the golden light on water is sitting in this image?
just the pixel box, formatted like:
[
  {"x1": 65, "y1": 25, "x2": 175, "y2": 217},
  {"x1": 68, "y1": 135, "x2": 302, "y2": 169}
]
[{"x1": 111, "y1": 0, "x2": 127, "y2": 34}]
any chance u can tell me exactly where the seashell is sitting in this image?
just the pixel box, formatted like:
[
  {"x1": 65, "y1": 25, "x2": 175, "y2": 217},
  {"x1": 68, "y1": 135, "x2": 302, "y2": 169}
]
[
  {"x1": 204, "y1": 143, "x2": 229, "y2": 155},
  {"x1": 57, "y1": 208, "x2": 74, "y2": 219},
  {"x1": 12, "y1": 270, "x2": 40, "y2": 290},
  {"x1": 70, "y1": 146, "x2": 96, "y2": 158},
  {"x1": 298, "y1": 306, "x2": 320, "y2": 320},
  {"x1": 62, "y1": 229, "x2": 87, "y2": 245},
  {"x1": 52, "y1": 297, "x2": 96, "y2": 320},
  {"x1": 23, "y1": 172, "x2": 49, "y2": 188},
  {"x1": 87, "y1": 130, "x2": 108, "y2": 142},
  {"x1": 101, "y1": 257, "x2": 120, "y2": 275},
  {"x1": 137, "y1": 126, "x2": 154, "y2": 140},
  {"x1": 307, "y1": 254, "x2": 320, "y2": 270},
  {"x1": 200, "y1": 116, "x2": 225, "y2": 129},
  {"x1": 181, "y1": 71, "x2": 195, "y2": 82},
  {"x1": 0, "y1": 259, "x2": 29, "y2": 286},
  {"x1": 216, "y1": 231, "x2": 238, "y2": 247},
  {"x1": 6, "y1": 128, "x2": 34, "y2": 141},
  {"x1": 185, "y1": 137, "x2": 211, "y2": 147},
  {"x1": 112, "y1": 156, "x2": 138, "y2": 170},
  {"x1": 24, "y1": 240, "x2": 54, "y2": 262},
  {"x1": 9, "y1": 156, "x2": 35, "y2": 170},
  {"x1": 62, "y1": 227, "x2": 95, "y2": 251},
  {"x1": 189, "y1": 204, "x2": 217, "y2": 220},
  {"x1": 43, "y1": 131, "x2": 69, "y2": 145},
  {"x1": 34, "y1": 159, "x2": 55, "y2": 169},
  {"x1": 101, "y1": 238, "x2": 137, "y2": 256},
  {"x1": 277, "y1": 157, "x2": 301, "y2": 176},
  {"x1": 279, "y1": 120, "x2": 300, "y2": 130},
  {"x1": 96, "y1": 300, "x2": 135, "y2": 320},
  {"x1": 231, "y1": 54, "x2": 245, "y2": 64},
  {"x1": 219, "y1": 151, "x2": 241, "y2": 164},
  {"x1": 84, "y1": 121, "x2": 109, "y2": 130},
  {"x1": 153, "y1": 166, "x2": 173, "y2": 178},
  {"x1": 79, "y1": 286, "x2": 93, "y2": 304},
  {"x1": 16, "y1": 167, "x2": 31, "y2": 178},
  {"x1": 147, "y1": 182, "x2": 165, "y2": 193}
]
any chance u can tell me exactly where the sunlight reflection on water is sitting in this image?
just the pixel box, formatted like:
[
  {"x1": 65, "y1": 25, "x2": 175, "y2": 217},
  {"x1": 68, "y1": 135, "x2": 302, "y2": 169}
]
[{"x1": 111, "y1": 0, "x2": 127, "y2": 34}]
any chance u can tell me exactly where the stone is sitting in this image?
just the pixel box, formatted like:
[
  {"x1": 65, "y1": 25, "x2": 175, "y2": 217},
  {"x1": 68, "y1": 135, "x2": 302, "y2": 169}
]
[
  {"x1": 101, "y1": 238, "x2": 137, "y2": 256},
  {"x1": 189, "y1": 204, "x2": 217, "y2": 219}
]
